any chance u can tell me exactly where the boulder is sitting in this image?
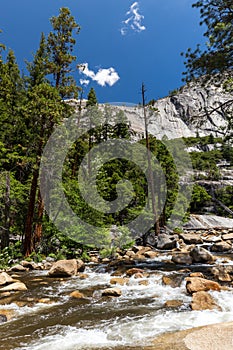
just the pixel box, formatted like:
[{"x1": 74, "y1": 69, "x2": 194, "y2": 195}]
[
  {"x1": 171, "y1": 252, "x2": 192, "y2": 265},
  {"x1": 189, "y1": 272, "x2": 204, "y2": 278},
  {"x1": 110, "y1": 277, "x2": 129, "y2": 285},
  {"x1": 20, "y1": 260, "x2": 39, "y2": 270},
  {"x1": 157, "y1": 234, "x2": 177, "y2": 250},
  {"x1": 0, "y1": 282, "x2": 27, "y2": 292},
  {"x1": 10, "y1": 264, "x2": 28, "y2": 272},
  {"x1": 211, "y1": 241, "x2": 232, "y2": 252},
  {"x1": 179, "y1": 233, "x2": 203, "y2": 245},
  {"x1": 186, "y1": 277, "x2": 221, "y2": 294},
  {"x1": 0, "y1": 272, "x2": 14, "y2": 286},
  {"x1": 132, "y1": 246, "x2": 152, "y2": 254},
  {"x1": 191, "y1": 291, "x2": 221, "y2": 311},
  {"x1": 190, "y1": 246, "x2": 214, "y2": 263},
  {"x1": 102, "y1": 287, "x2": 122, "y2": 297},
  {"x1": 48, "y1": 259, "x2": 84, "y2": 277}
]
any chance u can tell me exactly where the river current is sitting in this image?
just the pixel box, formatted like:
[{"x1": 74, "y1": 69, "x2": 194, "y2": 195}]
[{"x1": 1, "y1": 255, "x2": 233, "y2": 350}]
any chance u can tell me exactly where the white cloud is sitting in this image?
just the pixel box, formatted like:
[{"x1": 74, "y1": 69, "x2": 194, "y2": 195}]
[
  {"x1": 80, "y1": 79, "x2": 90, "y2": 86},
  {"x1": 121, "y1": 2, "x2": 146, "y2": 36},
  {"x1": 79, "y1": 63, "x2": 120, "y2": 87}
]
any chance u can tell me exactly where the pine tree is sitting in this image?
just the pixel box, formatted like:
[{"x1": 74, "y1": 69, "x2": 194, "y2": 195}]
[
  {"x1": 86, "y1": 87, "x2": 98, "y2": 107},
  {"x1": 47, "y1": 7, "x2": 81, "y2": 98}
]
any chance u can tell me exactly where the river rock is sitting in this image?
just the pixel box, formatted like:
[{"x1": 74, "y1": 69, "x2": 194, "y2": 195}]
[
  {"x1": 164, "y1": 300, "x2": 183, "y2": 308},
  {"x1": 179, "y1": 233, "x2": 203, "y2": 245},
  {"x1": 48, "y1": 259, "x2": 84, "y2": 277},
  {"x1": 0, "y1": 282, "x2": 27, "y2": 292},
  {"x1": 156, "y1": 234, "x2": 177, "y2": 250},
  {"x1": 110, "y1": 277, "x2": 129, "y2": 285},
  {"x1": 171, "y1": 252, "x2": 192, "y2": 265},
  {"x1": 210, "y1": 266, "x2": 232, "y2": 282},
  {"x1": 186, "y1": 277, "x2": 221, "y2": 294},
  {"x1": 189, "y1": 246, "x2": 214, "y2": 263},
  {"x1": 132, "y1": 246, "x2": 151, "y2": 254},
  {"x1": 191, "y1": 291, "x2": 221, "y2": 311},
  {"x1": 0, "y1": 272, "x2": 14, "y2": 286},
  {"x1": 162, "y1": 275, "x2": 183, "y2": 288},
  {"x1": 144, "y1": 251, "x2": 159, "y2": 259},
  {"x1": 102, "y1": 287, "x2": 122, "y2": 297},
  {"x1": 189, "y1": 272, "x2": 204, "y2": 278},
  {"x1": 70, "y1": 291, "x2": 85, "y2": 299},
  {"x1": 125, "y1": 268, "x2": 144, "y2": 277},
  {"x1": 151, "y1": 321, "x2": 233, "y2": 350},
  {"x1": 20, "y1": 260, "x2": 39, "y2": 270},
  {"x1": 211, "y1": 241, "x2": 232, "y2": 252},
  {"x1": 10, "y1": 264, "x2": 28, "y2": 272},
  {"x1": 222, "y1": 232, "x2": 233, "y2": 241}
]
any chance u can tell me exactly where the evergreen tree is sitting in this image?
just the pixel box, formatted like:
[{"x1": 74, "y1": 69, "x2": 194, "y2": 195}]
[
  {"x1": 86, "y1": 87, "x2": 98, "y2": 107},
  {"x1": 182, "y1": 0, "x2": 233, "y2": 82},
  {"x1": 47, "y1": 7, "x2": 81, "y2": 98}
]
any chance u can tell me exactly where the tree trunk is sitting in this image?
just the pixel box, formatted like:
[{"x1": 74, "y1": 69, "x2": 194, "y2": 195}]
[
  {"x1": 34, "y1": 190, "x2": 44, "y2": 249},
  {"x1": 23, "y1": 168, "x2": 39, "y2": 256},
  {"x1": 1, "y1": 172, "x2": 11, "y2": 249}
]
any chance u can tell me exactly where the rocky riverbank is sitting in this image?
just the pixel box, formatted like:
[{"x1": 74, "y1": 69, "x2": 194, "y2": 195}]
[{"x1": 1, "y1": 228, "x2": 233, "y2": 349}]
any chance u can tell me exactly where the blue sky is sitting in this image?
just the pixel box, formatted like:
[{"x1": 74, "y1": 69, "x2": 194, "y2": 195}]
[{"x1": 0, "y1": 0, "x2": 206, "y2": 103}]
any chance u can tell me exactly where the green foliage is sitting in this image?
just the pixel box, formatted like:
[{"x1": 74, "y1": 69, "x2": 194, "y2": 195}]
[
  {"x1": 86, "y1": 87, "x2": 98, "y2": 107},
  {"x1": 190, "y1": 184, "x2": 212, "y2": 213}
]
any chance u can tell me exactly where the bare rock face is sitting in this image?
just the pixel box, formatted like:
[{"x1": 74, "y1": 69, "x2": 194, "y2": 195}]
[
  {"x1": 48, "y1": 259, "x2": 85, "y2": 277},
  {"x1": 191, "y1": 291, "x2": 221, "y2": 311},
  {"x1": 186, "y1": 277, "x2": 221, "y2": 294}
]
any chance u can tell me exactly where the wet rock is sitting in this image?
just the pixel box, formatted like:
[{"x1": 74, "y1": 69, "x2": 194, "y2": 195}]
[
  {"x1": 156, "y1": 234, "x2": 177, "y2": 250},
  {"x1": 190, "y1": 246, "x2": 214, "y2": 263},
  {"x1": 162, "y1": 275, "x2": 183, "y2": 288},
  {"x1": 90, "y1": 257, "x2": 99, "y2": 263},
  {"x1": 10, "y1": 264, "x2": 28, "y2": 272},
  {"x1": 43, "y1": 262, "x2": 53, "y2": 270},
  {"x1": 171, "y1": 252, "x2": 192, "y2": 265},
  {"x1": 70, "y1": 291, "x2": 85, "y2": 299},
  {"x1": 102, "y1": 287, "x2": 122, "y2": 297},
  {"x1": 0, "y1": 282, "x2": 27, "y2": 292},
  {"x1": 164, "y1": 300, "x2": 182, "y2": 308},
  {"x1": 110, "y1": 277, "x2": 129, "y2": 285},
  {"x1": 191, "y1": 291, "x2": 221, "y2": 311},
  {"x1": 211, "y1": 241, "x2": 232, "y2": 252},
  {"x1": 125, "y1": 250, "x2": 136, "y2": 259},
  {"x1": 139, "y1": 280, "x2": 149, "y2": 286},
  {"x1": 179, "y1": 233, "x2": 203, "y2": 245},
  {"x1": 77, "y1": 273, "x2": 89, "y2": 280},
  {"x1": 0, "y1": 314, "x2": 7, "y2": 323},
  {"x1": 37, "y1": 298, "x2": 53, "y2": 304},
  {"x1": 202, "y1": 234, "x2": 222, "y2": 243},
  {"x1": 125, "y1": 268, "x2": 144, "y2": 277},
  {"x1": 0, "y1": 272, "x2": 14, "y2": 286},
  {"x1": 134, "y1": 253, "x2": 145, "y2": 260},
  {"x1": 189, "y1": 272, "x2": 204, "y2": 278},
  {"x1": 211, "y1": 266, "x2": 232, "y2": 282},
  {"x1": 186, "y1": 277, "x2": 221, "y2": 294},
  {"x1": 48, "y1": 259, "x2": 84, "y2": 277}
]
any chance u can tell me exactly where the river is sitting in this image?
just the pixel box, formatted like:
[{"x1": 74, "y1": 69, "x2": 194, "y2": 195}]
[{"x1": 1, "y1": 254, "x2": 233, "y2": 350}]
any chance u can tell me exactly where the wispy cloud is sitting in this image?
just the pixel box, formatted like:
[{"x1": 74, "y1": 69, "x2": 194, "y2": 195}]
[
  {"x1": 121, "y1": 2, "x2": 146, "y2": 36},
  {"x1": 79, "y1": 63, "x2": 120, "y2": 87}
]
